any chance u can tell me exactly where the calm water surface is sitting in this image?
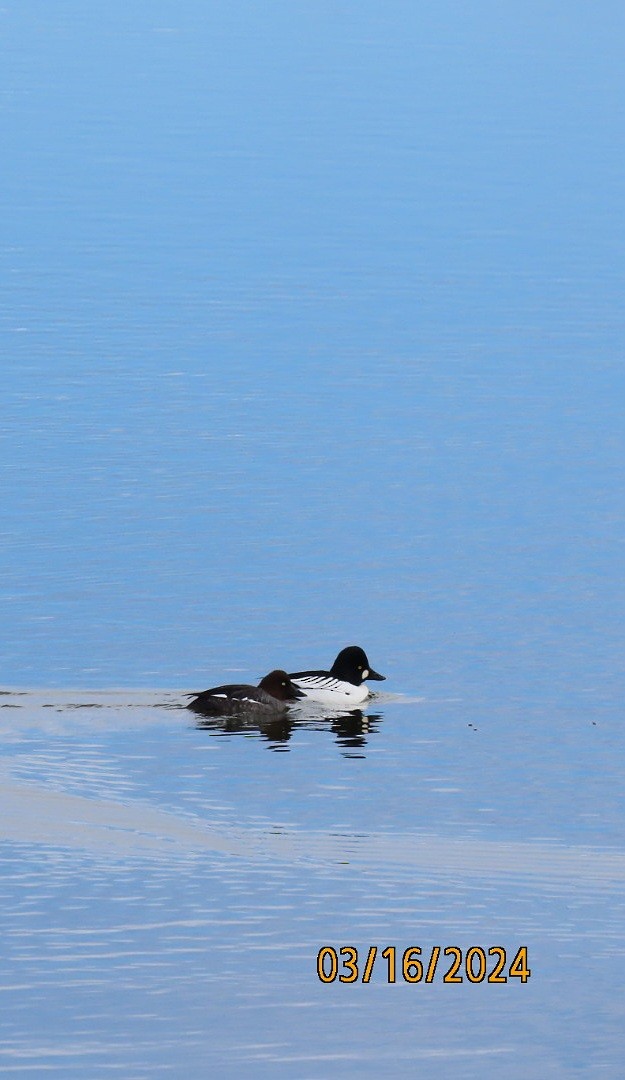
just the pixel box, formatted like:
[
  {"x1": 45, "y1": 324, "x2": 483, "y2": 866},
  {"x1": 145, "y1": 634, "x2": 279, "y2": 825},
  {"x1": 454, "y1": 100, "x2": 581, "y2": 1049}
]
[
  {"x1": 1, "y1": 689, "x2": 624, "y2": 1078},
  {"x1": 1, "y1": 1, "x2": 625, "y2": 1076}
]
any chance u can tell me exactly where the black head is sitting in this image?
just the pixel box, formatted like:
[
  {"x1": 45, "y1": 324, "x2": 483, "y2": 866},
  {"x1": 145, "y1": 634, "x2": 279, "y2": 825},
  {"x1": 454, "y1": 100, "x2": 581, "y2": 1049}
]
[
  {"x1": 258, "y1": 670, "x2": 306, "y2": 702},
  {"x1": 330, "y1": 646, "x2": 386, "y2": 685}
]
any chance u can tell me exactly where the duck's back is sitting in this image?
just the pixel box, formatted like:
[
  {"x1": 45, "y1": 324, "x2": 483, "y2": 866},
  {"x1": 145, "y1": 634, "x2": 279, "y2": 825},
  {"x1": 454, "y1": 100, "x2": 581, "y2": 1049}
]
[
  {"x1": 188, "y1": 684, "x2": 286, "y2": 716},
  {"x1": 288, "y1": 671, "x2": 370, "y2": 706}
]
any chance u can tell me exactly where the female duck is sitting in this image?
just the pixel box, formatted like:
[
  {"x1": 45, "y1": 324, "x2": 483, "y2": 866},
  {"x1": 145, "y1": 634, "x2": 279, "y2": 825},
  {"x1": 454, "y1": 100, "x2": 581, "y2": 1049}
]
[{"x1": 188, "y1": 670, "x2": 304, "y2": 717}]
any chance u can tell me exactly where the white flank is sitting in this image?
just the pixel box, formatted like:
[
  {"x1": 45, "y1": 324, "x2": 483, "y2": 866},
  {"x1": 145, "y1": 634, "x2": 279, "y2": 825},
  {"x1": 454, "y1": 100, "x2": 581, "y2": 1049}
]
[{"x1": 292, "y1": 676, "x2": 370, "y2": 708}]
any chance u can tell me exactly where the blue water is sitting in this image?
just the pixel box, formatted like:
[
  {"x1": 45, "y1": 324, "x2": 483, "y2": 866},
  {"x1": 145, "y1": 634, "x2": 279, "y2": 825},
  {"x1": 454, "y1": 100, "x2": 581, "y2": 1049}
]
[{"x1": 1, "y1": 2, "x2": 625, "y2": 1076}]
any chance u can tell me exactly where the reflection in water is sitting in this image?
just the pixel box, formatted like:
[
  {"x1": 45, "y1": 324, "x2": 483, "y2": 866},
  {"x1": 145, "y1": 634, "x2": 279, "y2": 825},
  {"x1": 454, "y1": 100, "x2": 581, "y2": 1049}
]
[
  {"x1": 330, "y1": 710, "x2": 382, "y2": 752},
  {"x1": 193, "y1": 707, "x2": 383, "y2": 753},
  {"x1": 0, "y1": 691, "x2": 624, "y2": 1077},
  {"x1": 195, "y1": 710, "x2": 295, "y2": 746}
]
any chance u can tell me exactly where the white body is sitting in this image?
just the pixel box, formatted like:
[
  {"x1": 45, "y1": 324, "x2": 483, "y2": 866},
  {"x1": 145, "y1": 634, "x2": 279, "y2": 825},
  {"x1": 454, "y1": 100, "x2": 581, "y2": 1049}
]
[{"x1": 291, "y1": 675, "x2": 370, "y2": 708}]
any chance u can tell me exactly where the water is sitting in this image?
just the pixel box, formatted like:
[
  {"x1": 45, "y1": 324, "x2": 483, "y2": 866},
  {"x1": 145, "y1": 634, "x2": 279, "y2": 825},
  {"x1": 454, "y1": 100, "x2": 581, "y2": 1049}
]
[
  {"x1": 1, "y1": 690, "x2": 624, "y2": 1077},
  {"x1": 1, "y1": 1, "x2": 625, "y2": 1076}
]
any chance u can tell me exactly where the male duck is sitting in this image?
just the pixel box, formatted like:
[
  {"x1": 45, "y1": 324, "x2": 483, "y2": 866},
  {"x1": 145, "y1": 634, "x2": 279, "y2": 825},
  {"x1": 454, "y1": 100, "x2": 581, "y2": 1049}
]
[{"x1": 288, "y1": 646, "x2": 385, "y2": 708}]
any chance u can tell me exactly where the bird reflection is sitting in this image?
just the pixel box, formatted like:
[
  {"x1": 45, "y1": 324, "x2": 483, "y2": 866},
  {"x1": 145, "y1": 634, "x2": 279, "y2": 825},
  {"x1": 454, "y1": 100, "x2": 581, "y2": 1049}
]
[
  {"x1": 193, "y1": 707, "x2": 382, "y2": 753},
  {"x1": 194, "y1": 712, "x2": 295, "y2": 746},
  {"x1": 329, "y1": 710, "x2": 382, "y2": 750}
]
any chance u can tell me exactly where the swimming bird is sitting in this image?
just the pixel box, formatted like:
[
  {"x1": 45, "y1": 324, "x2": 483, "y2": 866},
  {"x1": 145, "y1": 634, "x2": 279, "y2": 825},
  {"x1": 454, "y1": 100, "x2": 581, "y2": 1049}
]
[
  {"x1": 187, "y1": 670, "x2": 305, "y2": 717},
  {"x1": 288, "y1": 645, "x2": 385, "y2": 708}
]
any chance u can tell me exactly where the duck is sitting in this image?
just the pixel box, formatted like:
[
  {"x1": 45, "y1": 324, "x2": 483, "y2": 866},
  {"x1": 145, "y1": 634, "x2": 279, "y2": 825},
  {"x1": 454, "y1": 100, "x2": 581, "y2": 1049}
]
[
  {"x1": 187, "y1": 670, "x2": 305, "y2": 717},
  {"x1": 288, "y1": 645, "x2": 385, "y2": 708}
]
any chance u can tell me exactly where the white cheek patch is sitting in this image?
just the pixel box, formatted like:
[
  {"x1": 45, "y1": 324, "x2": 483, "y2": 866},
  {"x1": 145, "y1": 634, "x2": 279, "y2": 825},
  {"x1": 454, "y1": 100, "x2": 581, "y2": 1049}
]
[{"x1": 362, "y1": 669, "x2": 369, "y2": 680}]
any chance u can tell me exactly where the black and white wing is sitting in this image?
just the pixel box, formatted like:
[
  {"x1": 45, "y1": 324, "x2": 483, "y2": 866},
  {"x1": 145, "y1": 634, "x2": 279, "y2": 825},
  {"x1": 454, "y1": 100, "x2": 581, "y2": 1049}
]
[{"x1": 290, "y1": 672, "x2": 341, "y2": 693}]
